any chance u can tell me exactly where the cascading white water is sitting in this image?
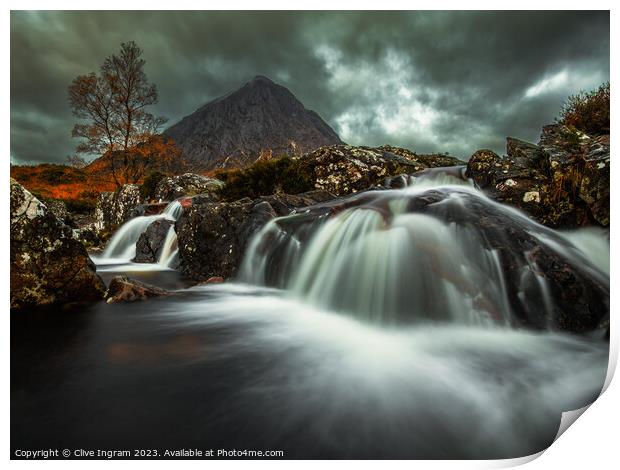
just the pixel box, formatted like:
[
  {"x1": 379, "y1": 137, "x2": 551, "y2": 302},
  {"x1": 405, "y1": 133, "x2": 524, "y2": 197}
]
[
  {"x1": 162, "y1": 200, "x2": 183, "y2": 220},
  {"x1": 97, "y1": 200, "x2": 183, "y2": 266},
  {"x1": 239, "y1": 169, "x2": 609, "y2": 330},
  {"x1": 98, "y1": 214, "x2": 163, "y2": 261},
  {"x1": 286, "y1": 209, "x2": 508, "y2": 325},
  {"x1": 158, "y1": 224, "x2": 179, "y2": 268},
  {"x1": 157, "y1": 282, "x2": 607, "y2": 458},
  {"x1": 559, "y1": 227, "x2": 610, "y2": 276},
  {"x1": 76, "y1": 168, "x2": 609, "y2": 458}
]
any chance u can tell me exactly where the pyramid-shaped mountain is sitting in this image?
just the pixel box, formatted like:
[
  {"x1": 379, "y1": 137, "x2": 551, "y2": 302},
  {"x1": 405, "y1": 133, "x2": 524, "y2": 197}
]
[{"x1": 164, "y1": 75, "x2": 343, "y2": 170}]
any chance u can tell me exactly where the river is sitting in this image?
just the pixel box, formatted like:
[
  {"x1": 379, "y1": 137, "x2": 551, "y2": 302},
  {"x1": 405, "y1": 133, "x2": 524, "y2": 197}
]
[{"x1": 11, "y1": 172, "x2": 610, "y2": 459}]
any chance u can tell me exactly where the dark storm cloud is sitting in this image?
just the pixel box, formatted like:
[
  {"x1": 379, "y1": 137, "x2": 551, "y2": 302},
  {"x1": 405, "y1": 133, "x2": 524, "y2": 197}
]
[{"x1": 10, "y1": 10, "x2": 609, "y2": 164}]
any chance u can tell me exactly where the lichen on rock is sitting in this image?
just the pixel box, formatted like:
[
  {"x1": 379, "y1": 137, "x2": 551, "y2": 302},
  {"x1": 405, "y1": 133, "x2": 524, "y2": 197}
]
[
  {"x1": 10, "y1": 179, "x2": 106, "y2": 310},
  {"x1": 302, "y1": 145, "x2": 445, "y2": 196},
  {"x1": 153, "y1": 173, "x2": 224, "y2": 202},
  {"x1": 466, "y1": 124, "x2": 609, "y2": 229},
  {"x1": 95, "y1": 184, "x2": 142, "y2": 233}
]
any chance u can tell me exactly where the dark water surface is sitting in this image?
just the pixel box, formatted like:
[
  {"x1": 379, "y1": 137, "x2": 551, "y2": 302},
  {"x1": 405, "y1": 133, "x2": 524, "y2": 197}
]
[
  {"x1": 12, "y1": 175, "x2": 611, "y2": 459},
  {"x1": 11, "y1": 270, "x2": 608, "y2": 459}
]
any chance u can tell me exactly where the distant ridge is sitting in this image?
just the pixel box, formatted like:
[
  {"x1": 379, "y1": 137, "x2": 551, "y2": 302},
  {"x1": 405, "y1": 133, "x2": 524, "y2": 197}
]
[{"x1": 164, "y1": 75, "x2": 343, "y2": 170}]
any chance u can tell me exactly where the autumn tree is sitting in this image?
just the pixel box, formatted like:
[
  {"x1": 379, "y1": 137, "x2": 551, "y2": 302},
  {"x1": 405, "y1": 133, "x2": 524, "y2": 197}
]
[
  {"x1": 123, "y1": 134, "x2": 184, "y2": 182},
  {"x1": 68, "y1": 41, "x2": 169, "y2": 187},
  {"x1": 66, "y1": 154, "x2": 87, "y2": 169}
]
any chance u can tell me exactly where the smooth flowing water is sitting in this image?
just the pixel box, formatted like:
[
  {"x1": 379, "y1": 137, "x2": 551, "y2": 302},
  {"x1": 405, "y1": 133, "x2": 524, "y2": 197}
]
[
  {"x1": 11, "y1": 284, "x2": 608, "y2": 459},
  {"x1": 239, "y1": 172, "x2": 608, "y2": 330},
  {"x1": 95, "y1": 200, "x2": 183, "y2": 267},
  {"x1": 11, "y1": 171, "x2": 610, "y2": 459}
]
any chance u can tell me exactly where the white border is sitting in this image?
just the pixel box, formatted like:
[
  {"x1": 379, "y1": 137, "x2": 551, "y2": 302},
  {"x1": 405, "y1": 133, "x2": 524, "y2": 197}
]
[{"x1": 3, "y1": 3, "x2": 616, "y2": 468}]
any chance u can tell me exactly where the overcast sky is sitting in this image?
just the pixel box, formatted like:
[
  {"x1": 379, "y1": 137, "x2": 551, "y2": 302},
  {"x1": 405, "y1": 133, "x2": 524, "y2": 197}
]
[{"x1": 10, "y1": 10, "x2": 609, "y2": 165}]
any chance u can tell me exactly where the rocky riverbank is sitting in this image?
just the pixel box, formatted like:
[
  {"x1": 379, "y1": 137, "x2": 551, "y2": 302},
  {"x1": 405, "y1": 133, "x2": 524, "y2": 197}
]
[{"x1": 9, "y1": 117, "x2": 610, "y2": 313}]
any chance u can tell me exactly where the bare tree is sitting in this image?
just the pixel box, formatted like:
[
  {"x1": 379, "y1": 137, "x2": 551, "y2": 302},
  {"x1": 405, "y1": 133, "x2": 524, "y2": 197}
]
[
  {"x1": 66, "y1": 154, "x2": 87, "y2": 169},
  {"x1": 68, "y1": 41, "x2": 168, "y2": 187}
]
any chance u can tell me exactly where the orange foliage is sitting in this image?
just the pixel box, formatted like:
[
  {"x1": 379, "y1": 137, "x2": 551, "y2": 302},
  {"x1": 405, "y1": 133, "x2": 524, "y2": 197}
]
[
  {"x1": 10, "y1": 164, "x2": 117, "y2": 200},
  {"x1": 85, "y1": 135, "x2": 184, "y2": 187},
  {"x1": 11, "y1": 138, "x2": 185, "y2": 201}
]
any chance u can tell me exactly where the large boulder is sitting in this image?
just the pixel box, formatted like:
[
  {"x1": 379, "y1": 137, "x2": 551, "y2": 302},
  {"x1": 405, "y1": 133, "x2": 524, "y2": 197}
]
[
  {"x1": 466, "y1": 138, "x2": 549, "y2": 216},
  {"x1": 466, "y1": 125, "x2": 610, "y2": 228},
  {"x1": 45, "y1": 199, "x2": 68, "y2": 221},
  {"x1": 302, "y1": 145, "x2": 433, "y2": 196},
  {"x1": 176, "y1": 192, "x2": 332, "y2": 281},
  {"x1": 300, "y1": 145, "x2": 466, "y2": 197},
  {"x1": 153, "y1": 173, "x2": 224, "y2": 202},
  {"x1": 377, "y1": 145, "x2": 467, "y2": 168},
  {"x1": 538, "y1": 124, "x2": 609, "y2": 227},
  {"x1": 176, "y1": 198, "x2": 276, "y2": 281},
  {"x1": 10, "y1": 180, "x2": 106, "y2": 310},
  {"x1": 105, "y1": 275, "x2": 169, "y2": 303},
  {"x1": 94, "y1": 184, "x2": 142, "y2": 233},
  {"x1": 465, "y1": 149, "x2": 502, "y2": 188},
  {"x1": 133, "y1": 219, "x2": 175, "y2": 263}
]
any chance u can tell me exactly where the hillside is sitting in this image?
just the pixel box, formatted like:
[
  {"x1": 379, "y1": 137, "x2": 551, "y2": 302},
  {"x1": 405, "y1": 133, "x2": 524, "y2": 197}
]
[{"x1": 10, "y1": 164, "x2": 116, "y2": 200}]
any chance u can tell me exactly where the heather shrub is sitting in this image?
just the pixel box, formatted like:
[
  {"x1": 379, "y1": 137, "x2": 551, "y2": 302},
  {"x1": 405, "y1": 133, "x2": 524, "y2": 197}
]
[{"x1": 558, "y1": 82, "x2": 610, "y2": 136}]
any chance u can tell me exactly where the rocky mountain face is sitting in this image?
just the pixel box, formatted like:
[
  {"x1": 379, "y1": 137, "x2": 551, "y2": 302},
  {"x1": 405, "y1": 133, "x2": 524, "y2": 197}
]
[{"x1": 164, "y1": 75, "x2": 342, "y2": 170}]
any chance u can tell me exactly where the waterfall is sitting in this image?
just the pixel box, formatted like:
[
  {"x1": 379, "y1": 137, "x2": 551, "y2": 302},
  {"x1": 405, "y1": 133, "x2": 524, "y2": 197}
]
[
  {"x1": 72, "y1": 168, "x2": 608, "y2": 458},
  {"x1": 239, "y1": 170, "x2": 609, "y2": 329},
  {"x1": 158, "y1": 224, "x2": 179, "y2": 268},
  {"x1": 559, "y1": 227, "x2": 610, "y2": 276},
  {"x1": 162, "y1": 200, "x2": 183, "y2": 220},
  {"x1": 98, "y1": 200, "x2": 183, "y2": 265},
  {"x1": 99, "y1": 214, "x2": 162, "y2": 261}
]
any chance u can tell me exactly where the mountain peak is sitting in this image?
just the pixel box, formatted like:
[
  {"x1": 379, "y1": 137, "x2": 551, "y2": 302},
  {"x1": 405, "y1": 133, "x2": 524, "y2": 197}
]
[
  {"x1": 248, "y1": 75, "x2": 275, "y2": 85},
  {"x1": 165, "y1": 77, "x2": 342, "y2": 170}
]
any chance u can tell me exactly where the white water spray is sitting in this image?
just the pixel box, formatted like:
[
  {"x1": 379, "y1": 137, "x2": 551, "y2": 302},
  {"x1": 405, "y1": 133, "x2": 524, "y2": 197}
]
[
  {"x1": 158, "y1": 224, "x2": 180, "y2": 268},
  {"x1": 239, "y1": 170, "x2": 609, "y2": 329},
  {"x1": 82, "y1": 167, "x2": 609, "y2": 458},
  {"x1": 97, "y1": 200, "x2": 183, "y2": 266}
]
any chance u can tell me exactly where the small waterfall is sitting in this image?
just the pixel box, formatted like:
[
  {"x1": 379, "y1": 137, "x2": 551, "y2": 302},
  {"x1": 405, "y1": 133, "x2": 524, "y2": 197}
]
[
  {"x1": 158, "y1": 224, "x2": 179, "y2": 268},
  {"x1": 100, "y1": 215, "x2": 163, "y2": 261},
  {"x1": 162, "y1": 200, "x2": 183, "y2": 220},
  {"x1": 98, "y1": 200, "x2": 183, "y2": 265},
  {"x1": 275, "y1": 208, "x2": 510, "y2": 325},
  {"x1": 239, "y1": 170, "x2": 609, "y2": 329},
  {"x1": 155, "y1": 200, "x2": 182, "y2": 268},
  {"x1": 560, "y1": 227, "x2": 610, "y2": 276}
]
